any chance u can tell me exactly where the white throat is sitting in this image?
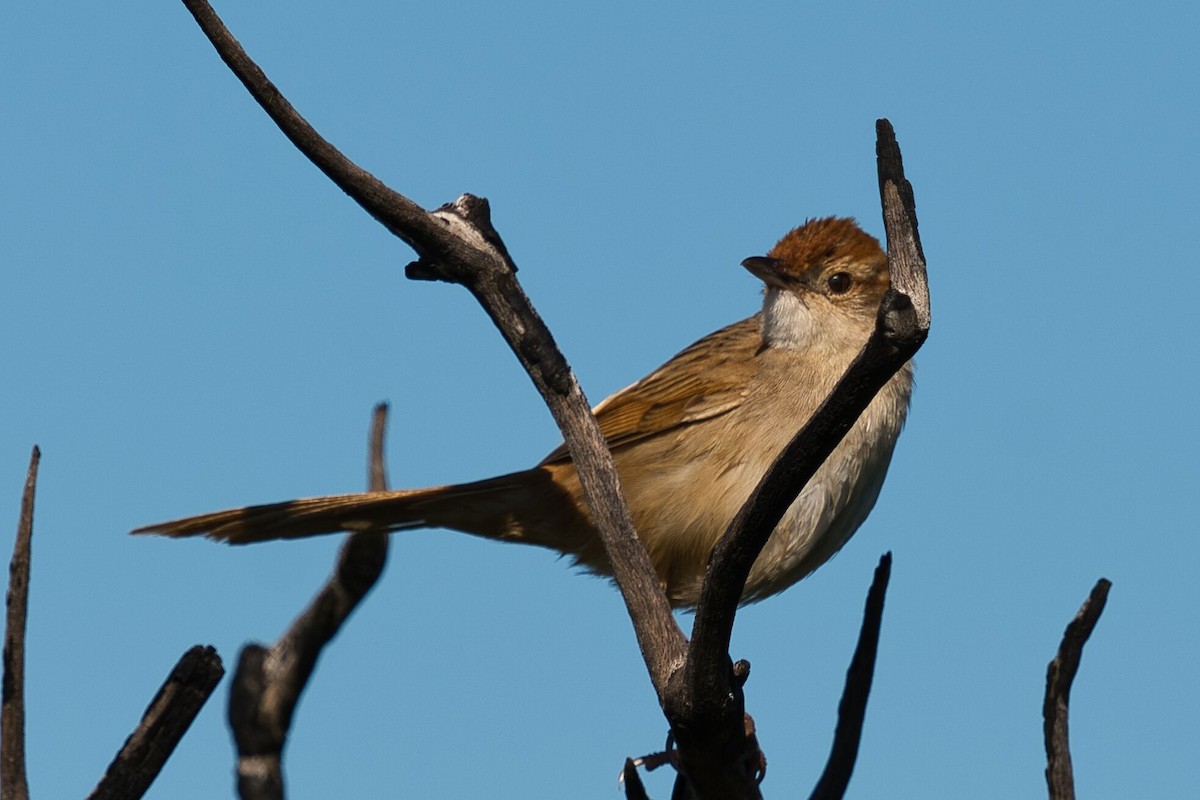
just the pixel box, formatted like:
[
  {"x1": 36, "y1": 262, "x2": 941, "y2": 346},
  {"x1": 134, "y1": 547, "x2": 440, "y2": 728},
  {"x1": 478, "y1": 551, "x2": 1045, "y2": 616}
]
[{"x1": 760, "y1": 287, "x2": 819, "y2": 350}]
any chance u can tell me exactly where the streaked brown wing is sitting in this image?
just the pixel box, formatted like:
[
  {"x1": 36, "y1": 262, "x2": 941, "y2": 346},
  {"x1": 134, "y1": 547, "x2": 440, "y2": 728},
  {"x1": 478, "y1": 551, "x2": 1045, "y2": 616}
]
[{"x1": 541, "y1": 314, "x2": 763, "y2": 464}]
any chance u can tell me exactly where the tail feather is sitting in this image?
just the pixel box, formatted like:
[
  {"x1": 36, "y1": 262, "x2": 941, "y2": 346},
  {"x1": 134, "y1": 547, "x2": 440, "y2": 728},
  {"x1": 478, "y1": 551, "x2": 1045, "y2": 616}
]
[
  {"x1": 133, "y1": 467, "x2": 591, "y2": 551},
  {"x1": 133, "y1": 490, "x2": 433, "y2": 544}
]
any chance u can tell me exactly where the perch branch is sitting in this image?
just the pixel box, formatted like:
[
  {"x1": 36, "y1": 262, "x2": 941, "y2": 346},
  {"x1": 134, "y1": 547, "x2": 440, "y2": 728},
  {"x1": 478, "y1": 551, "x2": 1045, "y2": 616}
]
[
  {"x1": 1043, "y1": 578, "x2": 1111, "y2": 800},
  {"x1": 229, "y1": 403, "x2": 392, "y2": 800},
  {"x1": 88, "y1": 646, "x2": 225, "y2": 800},
  {"x1": 2, "y1": 446, "x2": 39, "y2": 800},
  {"x1": 181, "y1": 0, "x2": 686, "y2": 698},
  {"x1": 667, "y1": 120, "x2": 928, "y2": 797},
  {"x1": 181, "y1": 7, "x2": 931, "y2": 795}
]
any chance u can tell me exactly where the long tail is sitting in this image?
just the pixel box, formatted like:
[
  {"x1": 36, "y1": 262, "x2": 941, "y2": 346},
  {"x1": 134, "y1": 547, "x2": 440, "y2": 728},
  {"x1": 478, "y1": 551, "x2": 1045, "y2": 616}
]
[{"x1": 132, "y1": 468, "x2": 583, "y2": 547}]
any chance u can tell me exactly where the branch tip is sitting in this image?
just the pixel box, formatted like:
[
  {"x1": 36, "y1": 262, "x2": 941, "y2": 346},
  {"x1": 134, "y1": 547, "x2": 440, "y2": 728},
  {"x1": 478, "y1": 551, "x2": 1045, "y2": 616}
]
[
  {"x1": 807, "y1": 553, "x2": 891, "y2": 800},
  {"x1": 1043, "y1": 578, "x2": 1112, "y2": 800},
  {"x1": 2, "y1": 446, "x2": 41, "y2": 800}
]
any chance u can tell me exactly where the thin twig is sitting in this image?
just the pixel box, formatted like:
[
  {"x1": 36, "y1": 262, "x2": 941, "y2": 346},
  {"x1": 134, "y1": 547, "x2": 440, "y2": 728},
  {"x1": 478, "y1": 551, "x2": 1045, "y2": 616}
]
[
  {"x1": 1043, "y1": 578, "x2": 1111, "y2": 800},
  {"x1": 180, "y1": 0, "x2": 686, "y2": 697},
  {"x1": 88, "y1": 646, "x2": 225, "y2": 800},
  {"x1": 808, "y1": 553, "x2": 892, "y2": 800},
  {"x1": 230, "y1": 404, "x2": 392, "y2": 800},
  {"x1": 368, "y1": 401, "x2": 389, "y2": 492},
  {"x1": 2, "y1": 446, "x2": 39, "y2": 800},
  {"x1": 180, "y1": 2, "x2": 433, "y2": 251}
]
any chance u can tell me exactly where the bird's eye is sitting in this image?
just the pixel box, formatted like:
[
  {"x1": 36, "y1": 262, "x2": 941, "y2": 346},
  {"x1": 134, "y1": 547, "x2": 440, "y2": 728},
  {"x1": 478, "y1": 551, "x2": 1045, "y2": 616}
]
[{"x1": 827, "y1": 272, "x2": 853, "y2": 294}]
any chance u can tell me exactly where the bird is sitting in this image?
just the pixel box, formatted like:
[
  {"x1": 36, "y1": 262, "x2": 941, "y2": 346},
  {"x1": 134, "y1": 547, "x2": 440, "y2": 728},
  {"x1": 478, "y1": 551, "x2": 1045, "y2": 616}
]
[{"x1": 135, "y1": 217, "x2": 913, "y2": 608}]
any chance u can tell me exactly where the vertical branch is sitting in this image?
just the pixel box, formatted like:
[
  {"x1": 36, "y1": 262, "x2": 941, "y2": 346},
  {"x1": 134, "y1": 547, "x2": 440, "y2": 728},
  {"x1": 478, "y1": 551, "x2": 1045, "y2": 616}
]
[
  {"x1": 808, "y1": 553, "x2": 892, "y2": 800},
  {"x1": 1043, "y1": 578, "x2": 1111, "y2": 800},
  {"x1": 230, "y1": 404, "x2": 392, "y2": 800},
  {"x1": 367, "y1": 402, "x2": 389, "y2": 492},
  {"x1": 875, "y1": 119, "x2": 929, "y2": 326},
  {"x1": 2, "y1": 445, "x2": 40, "y2": 800}
]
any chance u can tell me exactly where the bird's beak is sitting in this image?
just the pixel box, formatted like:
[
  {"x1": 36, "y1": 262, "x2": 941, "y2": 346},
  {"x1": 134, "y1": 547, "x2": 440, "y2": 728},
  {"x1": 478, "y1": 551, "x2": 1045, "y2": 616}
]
[{"x1": 741, "y1": 256, "x2": 796, "y2": 290}]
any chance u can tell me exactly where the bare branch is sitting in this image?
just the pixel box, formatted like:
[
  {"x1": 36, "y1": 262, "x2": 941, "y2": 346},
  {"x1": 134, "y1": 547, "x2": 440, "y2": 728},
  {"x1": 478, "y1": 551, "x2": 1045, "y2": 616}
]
[
  {"x1": 2, "y1": 445, "x2": 39, "y2": 800},
  {"x1": 875, "y1": 120, "x2": 930, "y2": 332},
  {"x1": 229, "y1": 404, "x2": 392, "y2": 800},
  {"x1": 181, "y1": 0, "x2": 686, "y2": 697},
  {"x1": 1043, "y1": 578, "x2": 1112, "y2": 800},
  {"x1": 670, "y1": 121, "x2": 928, "y2": 796},
  {"x1": 180, "y1": 1, "x2": 435, "y2": 251},
  {"x1": 808, "y1": 553, "x2": 892, "y2": 800},
  {"x1": 688, "y1": 119, "x2": 927, "y2": 682},
  {"x1": 180, "y1": 7, "x2": 931, "y2": 794},
  {"x1": 368, "y1": 401, "x2": 389, "y2": 492},
  {"x1": 88, "y1": 646, "x2": 225, "y2": 800}
]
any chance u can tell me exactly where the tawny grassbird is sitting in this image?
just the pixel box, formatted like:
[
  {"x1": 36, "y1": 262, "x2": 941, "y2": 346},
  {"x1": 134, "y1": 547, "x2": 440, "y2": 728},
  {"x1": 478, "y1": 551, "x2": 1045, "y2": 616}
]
[{"x1": 136, "y1": 217, "x2": 913, "y2": 608}]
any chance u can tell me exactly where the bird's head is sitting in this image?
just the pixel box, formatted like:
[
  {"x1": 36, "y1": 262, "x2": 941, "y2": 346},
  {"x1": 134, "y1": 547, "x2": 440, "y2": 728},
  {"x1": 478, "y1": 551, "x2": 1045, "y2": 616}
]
[{"x1": 742, "y1": 217, "x2": 888, "y2": 351}]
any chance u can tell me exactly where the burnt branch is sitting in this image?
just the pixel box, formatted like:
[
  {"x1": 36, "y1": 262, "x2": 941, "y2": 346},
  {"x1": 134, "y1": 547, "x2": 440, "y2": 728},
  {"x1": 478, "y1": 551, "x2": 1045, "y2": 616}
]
[
  {"x1": 229, "y1": 404, "x2": 392, "y2": 800},
  {"x1": 808, "y1": 553, "x2": 891, "y2": 800},
  {"x1": 2, "y1": 446, "x2": 39, "y2": 800},
  {"x1": 1043, "y1": 578, "x2": 1111, "y2": 800},
  {"x1": 88, "y1": 646, "x2": 225, "y2": 800},
  {"x1": 181, "y1": 0, "x2": 686, "y2": 697},
  {"x1": 669, "y1": 121, "x2": 928, "y2": 797}
]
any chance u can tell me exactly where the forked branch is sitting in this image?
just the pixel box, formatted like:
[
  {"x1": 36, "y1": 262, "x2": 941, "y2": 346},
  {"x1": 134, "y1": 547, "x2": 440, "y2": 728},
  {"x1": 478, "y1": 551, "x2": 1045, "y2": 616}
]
[{"x1": 180, "y1": 6, "x2": 929, "y2": 797}]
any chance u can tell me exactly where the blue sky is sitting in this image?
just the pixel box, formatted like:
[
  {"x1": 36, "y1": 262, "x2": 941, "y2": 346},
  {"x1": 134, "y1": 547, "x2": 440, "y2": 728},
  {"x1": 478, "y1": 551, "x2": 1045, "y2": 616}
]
[{"x1": 3, "y1": 1, "x2": 1197, "y2": 797}]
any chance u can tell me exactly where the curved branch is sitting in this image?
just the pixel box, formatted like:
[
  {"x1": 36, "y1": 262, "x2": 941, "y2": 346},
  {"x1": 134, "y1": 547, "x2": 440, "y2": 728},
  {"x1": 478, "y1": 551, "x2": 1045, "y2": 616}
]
[
  {"x1": 179, "y1": 8, "x2": 930, "y2": 794},
  {"x1": 669, "y1": 121, "x2": 928, "y2": 793},
  {"x1": 181, "y1": 2, "x2": 434, "y2": 251},
  {"x1": 808, "y1": 553, "x2": 891, "y2": 800},
  {"x1": 688, "y1": 119, "x2": 927, "y2": 688},
  {"x1": 181, "y1": 0, "x2": 686, "y2": 697},
  {"x1": 229, "y1": 404, "x2": 392, "y2": 800},
  {"x1": 1043, "y1": 578, "x2": 1111, "y2": 800}
]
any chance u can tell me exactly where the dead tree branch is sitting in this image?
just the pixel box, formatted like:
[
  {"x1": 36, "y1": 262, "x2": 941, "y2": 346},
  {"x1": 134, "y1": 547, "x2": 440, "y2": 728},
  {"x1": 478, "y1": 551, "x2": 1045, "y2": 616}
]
[
  {"x1": 807, "y1": 553, "x2": 892, "y2": 800},
  {"x1": 88, "y1": 646, "x2": 225, "y2": 800},
  {"x1": 668, "y1": 121, "x2": 928, "y2": 798},
  {"x1": 1043, "y1": 578, "x2": 1111, "y2": 800},
  {"x1": 2, "y1": 446, "x2": 39, "y2": 800},
  {"x1": 229, "y1": 403, "x2": 391, "y2": 800},
  {"x1": 181, "y1": 5, "x2": 928, "y2": 796},
  {"x1": 5, "y1": 449, "x2": 224, "y2": 800},
  {"x1": 181, "y1": 0, "x2": 687, "y2": 698}
]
